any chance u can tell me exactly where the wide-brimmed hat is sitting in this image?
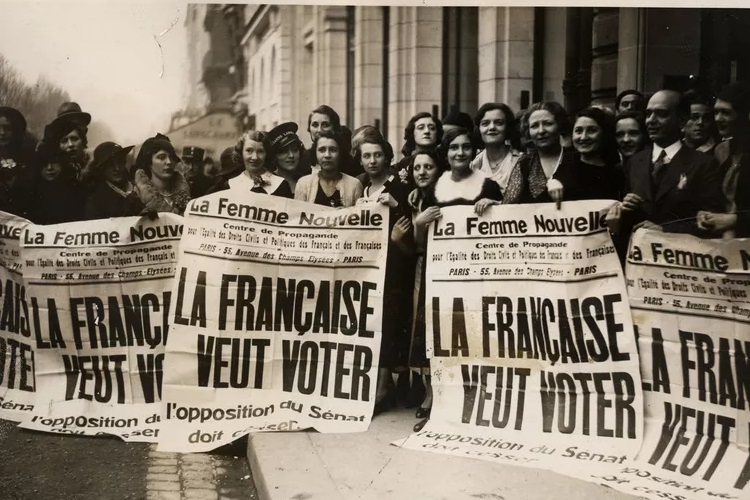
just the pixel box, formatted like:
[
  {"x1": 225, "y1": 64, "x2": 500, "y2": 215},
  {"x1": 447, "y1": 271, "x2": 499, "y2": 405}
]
[
  {"x1": 182, "y1": 146, "x2": 205, "y2": 163},
  {"x1": 266, "y1": 122, "x2": 301, "y2": 154},
  {"x1": 218, "y1": 146, "x2": 243, "y2": 176},
  {"x1": 55, "y1": 102, "x2": 91, "y2": 128},
  {"x1": 0, "y1": 107, "x2": 27, "y2": 136},
  {"x1": 43, "y1": 117, "x2": 83, "y2": 144},
  {"x1": 91, "y1": 142, "x2": 135, "y2": 172}
]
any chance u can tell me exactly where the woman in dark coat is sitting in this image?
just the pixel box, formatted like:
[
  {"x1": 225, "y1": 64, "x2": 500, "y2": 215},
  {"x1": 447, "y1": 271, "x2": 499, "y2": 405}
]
[
  {"x1": 558, "y1": 106, "x2": 625, "y2": 201},
  {"x1": 43, "y1": 104, "x2": 92, "y2": 184},
  {"x1": 353, "y1": 133, "x2": 413, "y2": 415},
  {"x1": 506, "y1": 101, "x2": 576, "y2": 206},
  {"x1": 0, "y1": 107, "x2": 36, "y2": 216},
  {"x1": 25, "y1": 145, "x2": 85, "y2": 224},
  {"x1": 84, "y1": 142, "x2": 145, "y2": 220}
]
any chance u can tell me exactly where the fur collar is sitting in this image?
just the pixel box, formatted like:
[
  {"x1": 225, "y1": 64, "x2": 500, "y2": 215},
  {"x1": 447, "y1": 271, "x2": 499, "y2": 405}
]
[
  {"x1": 134, "y1": 169, "x2": 191, "y2": 214},
  {"x1": 434, "y1": 170, "x2": 486, "y2": 204}
]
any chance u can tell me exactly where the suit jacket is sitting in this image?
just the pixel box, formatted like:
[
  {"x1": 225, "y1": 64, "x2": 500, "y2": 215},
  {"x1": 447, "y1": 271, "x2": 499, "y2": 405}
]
[{"x1": 625, "y1": 145, "x2": 723, "y2": 236}]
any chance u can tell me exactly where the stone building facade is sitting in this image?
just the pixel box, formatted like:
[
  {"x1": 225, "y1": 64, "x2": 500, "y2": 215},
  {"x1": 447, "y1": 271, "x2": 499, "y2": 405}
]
[{"x1": 180, "y1": 5, "x2": 750, "y2": 155}]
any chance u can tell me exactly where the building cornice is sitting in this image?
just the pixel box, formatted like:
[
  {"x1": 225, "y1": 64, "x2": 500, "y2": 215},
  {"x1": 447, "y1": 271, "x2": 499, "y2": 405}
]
[{"x1": 241, "y1": 4, "x2": 270, "y2": 46}]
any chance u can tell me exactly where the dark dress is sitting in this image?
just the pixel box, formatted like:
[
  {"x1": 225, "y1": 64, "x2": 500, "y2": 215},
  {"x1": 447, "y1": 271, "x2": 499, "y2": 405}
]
[
  {"x1": 190, "y1": 173, "x2": 217, "y2": 198},
  {"x1": 360, "y1": 176, "x2": 414, "y2": 368},
  {"x1": 555, "y1": 157, "x2": 626, "y2": 201},
  {"x1": 84, "y1": 181, "x2": 145, "y2": 220},
  {"x1": 26, "y1": 176, "x2": 85, "y2": 224},
  {"x1": 510, "y1": 147, "x2": 577, "y2": 204},
  {"x1": 408, "y1": 190, "x2": 437, "y2": 370},
  {"x1": 313, "y1": 185, "x2": 343, "y2": 207}
]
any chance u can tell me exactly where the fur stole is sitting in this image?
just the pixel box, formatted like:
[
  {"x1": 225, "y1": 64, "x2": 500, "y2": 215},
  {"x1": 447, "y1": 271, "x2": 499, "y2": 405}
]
[{"x1": 134, "y1": 169, "x2": 191, "y2": 215}]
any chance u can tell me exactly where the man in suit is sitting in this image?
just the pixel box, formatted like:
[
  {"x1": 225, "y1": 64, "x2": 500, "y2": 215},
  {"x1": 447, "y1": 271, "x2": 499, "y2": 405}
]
[
  {"x1": 608, "y1": 89, "x2": 723, "y2": 237},
  {"x1": 696, "y1": 82, "x2": 750, "y2": 237}
]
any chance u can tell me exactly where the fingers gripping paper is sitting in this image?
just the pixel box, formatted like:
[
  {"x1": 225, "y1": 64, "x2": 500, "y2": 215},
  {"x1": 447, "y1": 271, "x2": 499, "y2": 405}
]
[
  {"x1": 564, "y1": 229, "x2": 750, "y2": 500},
  {"x1": 158, "y1": 192, "x2": 388, "y2": 452},
  {"x1": 0, "y1": 212, "x2": 33, "y2": 422},
  {"x1": 17, "y1": 215, "x2": 183, "y2": 441},
  {"x1": 398, "y1": 201, "x2": 644, "y2": 472}
]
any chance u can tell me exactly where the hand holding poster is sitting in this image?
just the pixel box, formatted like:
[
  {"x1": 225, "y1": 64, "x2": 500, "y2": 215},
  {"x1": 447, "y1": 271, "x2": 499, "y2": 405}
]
[
  {"x1": 399, "y1": 200, "x2": 644, "y2": 472},
  {"x1": 18, "y1": 215, "x2": 183, "y2": 441},
  {"x1": 573, "y1": 229, "x2": 750, "y2": 500},
  {"x1": 158, "y1": 192, "x2": 388, "y2": 452},
  {"x1": 0, "y1": 212, "x2": 33, "y2": 422}
]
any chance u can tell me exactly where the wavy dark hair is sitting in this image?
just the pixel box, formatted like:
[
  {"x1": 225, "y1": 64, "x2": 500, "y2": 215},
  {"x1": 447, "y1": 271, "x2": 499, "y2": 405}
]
[
  {"x1": 615, "y1": 111, "x2": 649, "y2": 147},
  {"x1": 573, "y1": 107, "x2": 619, "y2": 166},
  {"x1": 307, "y1": 105, "x2": 341, "y2": 135},
  {"x1": 232, "y1": 130, "x2": 269, "y2": 170},
  {"x1": 473, "y1": 102, "x2": 521, "y2": 151},
  {"x1": 437, "y1": 127, "x2": 476, "y2": 163},
  {"x1": 353, "y1": 134, "x2": 394, "y2": 168},
  {"x1": 312, "y1": 130, "x2": 353, "y2": 168},
  {"x1": 521, "y1": 101, "x2": 571, "y2": 143},
  {"x1": 401, "y1": 112, "x2": 443, "y2": 157}
]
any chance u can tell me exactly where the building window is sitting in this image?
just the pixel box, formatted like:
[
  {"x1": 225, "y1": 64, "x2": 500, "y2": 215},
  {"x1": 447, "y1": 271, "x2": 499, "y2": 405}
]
[{"x1": 346, "y1": 6, "x2": 356, "y2": 126}]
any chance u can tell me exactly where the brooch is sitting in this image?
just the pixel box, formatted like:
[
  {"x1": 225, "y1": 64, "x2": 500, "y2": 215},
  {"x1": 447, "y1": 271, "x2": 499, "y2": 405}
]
[{"x1": 677, "y1": 173, "x2": 687, "y2": 190}]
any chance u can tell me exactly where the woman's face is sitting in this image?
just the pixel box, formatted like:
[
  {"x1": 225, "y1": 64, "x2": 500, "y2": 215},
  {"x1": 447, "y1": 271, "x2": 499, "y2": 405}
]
[
  {"x1": 360, "y1": 143, "x2": 388, "y2": 178},
  {"x1": 615, "y1": 118, "x2": 645, "y2": 159},
  {"x1": 0, "y1": 117, "x2": 13, "y2": 148},
  {"x1": 150, "y1": 149, "x2": 176, "y2": 181},
  {"x1": 242, "y1": 138, "x2": 266, "y2": 173},
  {"x1": 446, "y1": 134, "x2": 473, "y2": 173},
  {"x1": 528, "y1": 110, "x2": 560, "y2": 150},
  {"x1": 414, "y1": 117, "x2": 437, "y2": 148},
  {"x1": 479, "y1": 109, "x2": 507, "y2": 146},
  {"x1": 59, "y1": 129, "x2": 84, "y2": 156},
  {"x1": 41, "y1": 161, "x2": 63, "y2": 182},
  {"x1": 572, "y1": 116, "x2": 602, "y2": 156},
  {"x1": 412, "y1": 154, "x2": 440, "y2": 189},
  {"x1": 275, "y1": 143, "x2": 301, "y2": 173},
  {"x1": 316, "y1": 137, "x2": 340, "y2": 172},
  {"x1": 104, "y1": 158, "x2": 128, "y2": 185}
]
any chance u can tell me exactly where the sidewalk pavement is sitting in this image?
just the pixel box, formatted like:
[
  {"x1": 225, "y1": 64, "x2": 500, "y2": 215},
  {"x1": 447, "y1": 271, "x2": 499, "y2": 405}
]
[{"x1": 246, "y1": 408, "x2": 643, "y2": 500}]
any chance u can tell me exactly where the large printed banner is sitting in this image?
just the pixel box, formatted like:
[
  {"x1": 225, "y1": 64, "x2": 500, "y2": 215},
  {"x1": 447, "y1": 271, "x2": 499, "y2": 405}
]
[
  {"x1": 563, "y1": 229, "x2": 750, "y2": 500},
  {"x1": 158, "y1": 192, "x2": 388, "y2": 452},
  {"x1": 17, "y1": 215, "x2": 182, "y2": 441},
  {"x1": 0, "y1": 212, "x2": 33, "y2": 421},
  {"x1": 399, "y1": 201, "x2": 644, "y2": 472}
]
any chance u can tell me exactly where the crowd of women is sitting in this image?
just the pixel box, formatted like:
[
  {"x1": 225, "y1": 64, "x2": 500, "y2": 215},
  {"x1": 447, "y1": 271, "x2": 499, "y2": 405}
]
[{"x1": 0, "y1": 82, "x2": 748, "y2": 432}]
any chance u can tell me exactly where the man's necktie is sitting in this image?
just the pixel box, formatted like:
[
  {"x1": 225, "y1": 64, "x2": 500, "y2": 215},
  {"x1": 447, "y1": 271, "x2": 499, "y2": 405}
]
[{"x1": 651, "y1": 149, "x2": 667, "y2": 184}]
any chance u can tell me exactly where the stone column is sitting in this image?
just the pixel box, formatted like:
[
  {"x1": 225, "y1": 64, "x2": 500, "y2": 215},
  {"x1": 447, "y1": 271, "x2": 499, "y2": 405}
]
[
  {"x1": 353, "y1": 7, "x2": 384, "y2": 129},
  {"x1": 387, "y1": 7, "x2": 442, "y2": 157},
  {"x1": 314, "y1": 6, "x2": 348, "y2": 121},
  {"x1": 477, "y1": 7, "x2": 535, "y2": 112}
]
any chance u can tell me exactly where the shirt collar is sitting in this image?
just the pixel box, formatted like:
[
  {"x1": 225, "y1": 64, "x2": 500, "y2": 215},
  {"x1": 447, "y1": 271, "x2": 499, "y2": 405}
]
[{"x1": 652, "y1": 140, "x2": 683, "y2": 162}]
